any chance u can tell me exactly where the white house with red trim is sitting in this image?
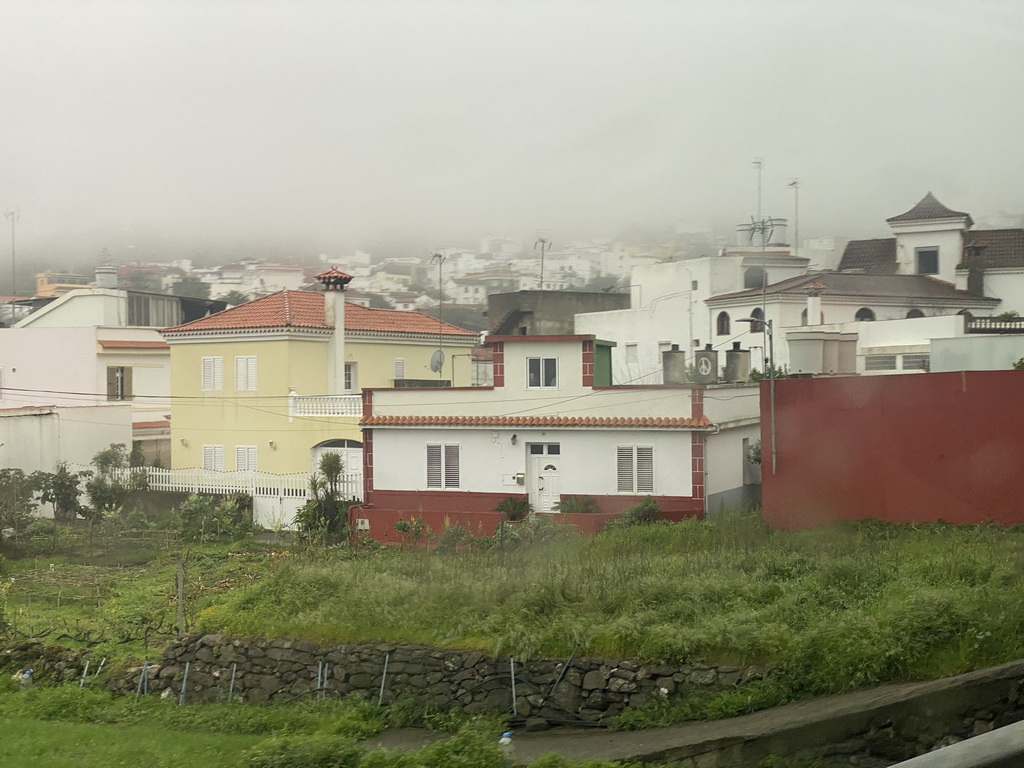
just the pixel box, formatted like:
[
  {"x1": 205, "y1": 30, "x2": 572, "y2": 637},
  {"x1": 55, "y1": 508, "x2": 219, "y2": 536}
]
[{"x1": 356, "y1": 334, "x2": 760, "y2": 541}]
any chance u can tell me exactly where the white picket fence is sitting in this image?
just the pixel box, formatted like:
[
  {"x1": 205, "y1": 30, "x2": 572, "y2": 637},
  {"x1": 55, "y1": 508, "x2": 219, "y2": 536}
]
[{"x1": 67, "y1": 465, "x2": 363, "y2": 530}]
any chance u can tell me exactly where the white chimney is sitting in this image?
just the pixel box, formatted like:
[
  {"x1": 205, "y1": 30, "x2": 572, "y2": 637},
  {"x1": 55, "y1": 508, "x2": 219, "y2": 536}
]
[
  {"x1": 315, "y1": 268, "x2": 354, "y2": 394},
  {"x1": 95, "y1": 265, "x2": 117, "y2": 289},
  {"x1": 805, "y1": 282, "x2": 825, "y2": 326}
]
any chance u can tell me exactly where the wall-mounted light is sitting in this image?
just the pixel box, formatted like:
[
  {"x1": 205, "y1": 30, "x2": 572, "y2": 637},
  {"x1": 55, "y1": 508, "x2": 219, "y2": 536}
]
[
  {"x1": 510, "y1": 433, "x2": 518, "y2": 445},
  {"x1": 179, "y1": 438, "x2": 189, "y2": 447},
  {"x1": 269, "y1": 440, "x2": 277, "y2": 450}
]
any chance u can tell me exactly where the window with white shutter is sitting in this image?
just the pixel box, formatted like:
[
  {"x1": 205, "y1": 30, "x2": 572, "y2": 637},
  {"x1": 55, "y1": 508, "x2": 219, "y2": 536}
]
[
  {"x1": 394, "y1": 358, "x2": 406, "y2": 381},
  {"x1": 201, "y1": 356, "x2": 224, "y2": 391},
  {"x1": 235, "y1": 445, "x2": 257, "y2": 472},
  {"x1": 202, "y1": 445, "x2": 224, "y2": 471},
  {"x1": 617, "y1": 445, "x2": 655, "y2": 494},
  {"x1": 616, "y1": 446, "x2": 634, "y2": 492},
  {"x1": 636, "y1": 446, "x2": 654, "y2": 493},
  {"x1": 235, "y1": 356, "x2": 257, "y2": 391},
  {"x1": 426, "y1": 443, "x2": 460, "y2": 489}
]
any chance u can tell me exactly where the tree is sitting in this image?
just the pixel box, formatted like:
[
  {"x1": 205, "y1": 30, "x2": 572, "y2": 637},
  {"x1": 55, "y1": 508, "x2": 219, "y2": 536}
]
[
  {"x1": 84, "y1": 443, "x2": 148, "y2": 521},
  {"x1": 0, "y1": 469, "x2": 38, "y2": 538},
  {"x1": 33, "y1": 463, "x2": 88, "y2": 523},
  {"x1": 294, "y1": 453, "x2": 351, "y2": 544},
  {"x1": 220, "y1": 290, "x2": 251, "y2": 306},
  {"x1": 171, "y1": 278, "x2": 211, "y2": 300}
]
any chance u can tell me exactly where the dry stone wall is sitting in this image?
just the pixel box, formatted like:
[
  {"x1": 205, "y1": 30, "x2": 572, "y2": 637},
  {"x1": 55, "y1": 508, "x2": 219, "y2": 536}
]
[{"x1": 111, "y1": 634, "x2": 768, "y2": 721}]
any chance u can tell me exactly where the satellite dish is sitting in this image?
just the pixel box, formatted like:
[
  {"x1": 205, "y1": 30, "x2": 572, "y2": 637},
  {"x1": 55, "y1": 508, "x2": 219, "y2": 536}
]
[{"x1": 430, "y1": 349, "x2": 445, "y2": 372}]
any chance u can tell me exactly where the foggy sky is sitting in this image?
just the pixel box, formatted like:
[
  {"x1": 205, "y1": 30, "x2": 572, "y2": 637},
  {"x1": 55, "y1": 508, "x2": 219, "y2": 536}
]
[{"x1": 1, "y1": 0, "x2": 1023, "y2": 267}]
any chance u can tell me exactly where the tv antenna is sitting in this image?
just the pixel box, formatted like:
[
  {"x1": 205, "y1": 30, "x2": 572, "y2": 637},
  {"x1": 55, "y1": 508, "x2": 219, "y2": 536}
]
[{"x1": 534, "y1": 232, "x2": 551, "y2": 291}]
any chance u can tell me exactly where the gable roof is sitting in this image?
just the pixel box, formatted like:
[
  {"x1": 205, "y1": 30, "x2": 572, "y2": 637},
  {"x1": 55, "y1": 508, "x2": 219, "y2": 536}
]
[
  {"x1": 836, "y1": 238, "x2": 897, "y2": 274},
  {"x1": 886, "y1": 192, "x2": 974, "y2": 227},
  {"x1": 161, "y1": 289, "x2": 477, "y2": 337},
  {"x1": 708, "y1": 271, "x2": 997, "y2": 304},
  {"x1": 961, "y1": 229, "x2": 1024, "y2": 269}
]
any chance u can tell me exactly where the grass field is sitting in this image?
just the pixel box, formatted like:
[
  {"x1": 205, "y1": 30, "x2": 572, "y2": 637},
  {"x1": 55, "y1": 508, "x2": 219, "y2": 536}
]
[
  {"x1": 0, "y1": 717, "x2": 260, "y2": 768},
  {"x1": 5, "y1": 513, "x2": 1024, "y2": 720}
]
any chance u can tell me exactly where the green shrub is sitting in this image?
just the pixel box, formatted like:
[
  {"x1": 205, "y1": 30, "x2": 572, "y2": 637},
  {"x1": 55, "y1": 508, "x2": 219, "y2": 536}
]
[
  {"x1": 618, "y1": 496, "x2": 660, "y2": 527},
  {"x1": 551, "y1": 495, "x2": 598, "y2": 514},
  {"x1": 494, "y1": 497, "x2": 532, "y2": 522},
  {"x1": 242, "y1": 733, "x2": 364, "y2": 768}
]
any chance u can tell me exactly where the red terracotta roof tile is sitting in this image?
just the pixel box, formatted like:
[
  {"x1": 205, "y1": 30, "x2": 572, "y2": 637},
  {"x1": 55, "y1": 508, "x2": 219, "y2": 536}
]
[
  {"x1": 162, "y1": 290, "x2": 477, "y2": 337},
  {"x1": 98, "y1": 340, "x2": 170, "y2": 349},
  {"x1": 361, "y1": 415, "x2": 713, "y2": 428},
  {"x1": 132, "y1": 420, "x2": 170, "y2": 430}
]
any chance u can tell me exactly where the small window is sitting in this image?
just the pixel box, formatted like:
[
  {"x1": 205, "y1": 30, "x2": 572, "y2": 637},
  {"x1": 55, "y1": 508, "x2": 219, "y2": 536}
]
[
  {"x1": 865, "y1": 355, "x2": 897, "y2": 371},
  {"x1": 855, "y1": 307, "x2": 876, "y2": 322},
  {"x1": 902, "y1": 354, "x2": 930, "y2": 371},
  {"x1": 530, "y1": 444, "x2": 544, "y2": 455},
  {"x1": 201, "y1": 356, "x2": 224, "y2": 391},
  {"x1": 426, "y1": 443, "x2": 460, "y2": 488},
  {"x1": 344, "y1": 362, "x2": 357, "y2": 391},
  {"x1": 394, "y1": 358, "x2": 405, "y2": 381},
  {"x1": 235, "y1": 445, "x2": 258, "y2": 472},
  {"x1": 202, "y1": 445, "x2": 225, "y2": 471},
  {"x1": 106, "y1": 366, "x2": 133, "y2": 401},
  {"x1": 527, "y1": 357, "x2": 558, "y2": 388},
  {"x1": 691, "y1": 280, "x2": 698, "y2": 291},
  {"x1": 716, "y1": 312, "x2": 730, "y2": 336},
  {"x1": 749, "y1": 308, "x2": 765, "y2": 333},
  {"x1": 616, "y1": 445, "x2": 654, "y2": 494},
  {"x1": 906, "y1": 309, "x2": 925, "y2": 319},
  {"x1": 916, "y1": 248, "x2": 939, "y2": 275},
  {"x1": 743, "y1": 267, "x2": 766, "y2": 290},
  {"x1": 235, "y1": 356, "x2": 257, "y2": 391}
]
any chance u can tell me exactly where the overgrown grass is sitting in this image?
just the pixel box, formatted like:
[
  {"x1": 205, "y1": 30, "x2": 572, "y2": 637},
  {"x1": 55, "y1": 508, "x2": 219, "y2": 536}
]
[
  {"x1": 195, "y1": 516, "x2": 1024, "y2": 698},
  {"x1": 0, "y1": 686, "x2": 641, "y2": 768},
  {"x1": 8, "y1": 514, "x2": 1024, "y2": 719}
]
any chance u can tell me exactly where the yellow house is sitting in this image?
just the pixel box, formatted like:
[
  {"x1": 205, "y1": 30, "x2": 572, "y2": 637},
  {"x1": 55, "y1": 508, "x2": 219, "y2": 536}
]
[{"x1": 161, "y1": 270, "x2": 479, "y2": 476}]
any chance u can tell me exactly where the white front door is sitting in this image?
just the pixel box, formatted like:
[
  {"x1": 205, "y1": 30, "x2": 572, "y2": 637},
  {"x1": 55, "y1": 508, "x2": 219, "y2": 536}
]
[{"x1": 528, "y1": 443, "x2": 561, "y2": 514}]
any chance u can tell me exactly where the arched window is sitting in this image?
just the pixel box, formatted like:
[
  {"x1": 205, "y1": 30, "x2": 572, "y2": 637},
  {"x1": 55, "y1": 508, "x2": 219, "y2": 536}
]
[
  {"x1": 855, "y1": 307, "x2": 876, "y2": 321},
  {"x1": 716, "y1": 311, "x2": 730, "y2": 335},
  {"x1": 906, "y1": 309, "x2": 924, "y2": 319},
  {"x1": 743, "y1": 267, "x2": 767, "y2": 290},
  {"x1": 749, "y1": 307, "x2": 765, "y2": 332}
]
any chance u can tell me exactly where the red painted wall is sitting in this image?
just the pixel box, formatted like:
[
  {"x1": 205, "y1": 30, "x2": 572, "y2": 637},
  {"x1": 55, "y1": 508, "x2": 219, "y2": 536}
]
[
  {"x1": 761, "y1": 371, "x2": 1024, "y2": 529},
  {"x1": 364, "y1": 489, "x2": 702, "y2": 517},
  {"x1": 349, "y1": 507, "x2": 702, "y2": 545}
]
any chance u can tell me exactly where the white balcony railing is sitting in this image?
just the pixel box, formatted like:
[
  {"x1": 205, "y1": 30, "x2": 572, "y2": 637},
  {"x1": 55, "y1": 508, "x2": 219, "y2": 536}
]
[{"x1": 288, "y1": 392, "x2": 362, "y2": 420}]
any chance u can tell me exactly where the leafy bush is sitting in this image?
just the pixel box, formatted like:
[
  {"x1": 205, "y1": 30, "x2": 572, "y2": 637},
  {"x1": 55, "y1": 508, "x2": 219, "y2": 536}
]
[
  {"x1": 242, "y1": 734, "x2": 365, "y2": 768},
  {"x1": 171, "y1": 494, "x2": 256, "y2": 542},
  {"x1": 494, "y1": 497, "x2": 532, "y2": 522},
  {"x1": 618, "y1": 496, "x2": 660, "y2": 527},
  {"x1": 551, "y1": 495, "x2": 598, "y2": 514}
]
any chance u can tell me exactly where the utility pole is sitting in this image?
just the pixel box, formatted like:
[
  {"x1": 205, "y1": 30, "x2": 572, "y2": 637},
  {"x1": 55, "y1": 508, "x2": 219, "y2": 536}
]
[
  {"x1": 429, "y1": 251, "x2": 446, "y2": 379},
  {"x1": 534, "y1": 233, "x2": 551, "y2": 292},
  {"x1": 4, "y1": 209, "x2": 18, "y2": 326}
]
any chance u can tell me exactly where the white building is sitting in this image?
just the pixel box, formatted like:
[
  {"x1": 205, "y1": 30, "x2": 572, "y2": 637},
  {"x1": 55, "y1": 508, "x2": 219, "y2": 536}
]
[{"x1": 361, "y1": 335, "x2": 762, "y2": 517}]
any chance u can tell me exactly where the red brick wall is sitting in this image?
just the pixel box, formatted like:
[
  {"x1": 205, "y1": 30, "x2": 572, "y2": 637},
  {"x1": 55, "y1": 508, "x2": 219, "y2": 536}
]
[
  {"x1": 761, "y1": 371, "x2": 1024, "y2": 529},
  {"x1": 492, "y1": 343, "x2": 505, "y2": 387},
  {"x1": 582, "y1": 339, "x2": 594, "y2": 387}
]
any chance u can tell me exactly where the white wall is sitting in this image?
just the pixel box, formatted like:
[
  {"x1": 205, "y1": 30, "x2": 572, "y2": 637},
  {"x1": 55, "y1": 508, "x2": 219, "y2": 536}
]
[
  {"x1": 982, "y1": 271, "x2": 1024, "y2": 314},
  {"x1": 372, "y1": 427, "x2": 692, "y2": 498},
  {"x1": 892, "y1": 226, "x2": 964, "y2": 283},
  {"x1": 0, "y1": 405, "x2": 133, "y2": 474},
  {"x1": 931, "y1": 335, "x2": 1024, "y2": 372},
  {"x1": 0, "y1": 326, "x2": 170, "y2": 422},
  {"x1": 18, "y1": 290, "x2": 125, "y2": 328},
  {"x1": 706, "y1": 423, "x2": 760, "y2": 503}
]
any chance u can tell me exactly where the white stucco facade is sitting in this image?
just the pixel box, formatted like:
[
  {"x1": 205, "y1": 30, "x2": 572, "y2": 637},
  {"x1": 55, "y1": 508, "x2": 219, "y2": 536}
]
[
  {"x1": 371, "y1": 427, "x2": 694, "y2": 499},
  {"x1": 0, "y1": 404, "x2": 132, "y2": 475}
]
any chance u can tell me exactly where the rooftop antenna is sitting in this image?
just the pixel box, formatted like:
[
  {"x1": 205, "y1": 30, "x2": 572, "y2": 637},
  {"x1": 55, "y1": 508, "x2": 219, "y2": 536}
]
[
  {"x1": 429, "y1": 250, "x2": 446, "y2": 379},
  {"x1": 4, "y1": 208, "x2": 18, "y2": 326},
  {"x1": 751, "y1": 158, "x2": 772, "y2": 372}
]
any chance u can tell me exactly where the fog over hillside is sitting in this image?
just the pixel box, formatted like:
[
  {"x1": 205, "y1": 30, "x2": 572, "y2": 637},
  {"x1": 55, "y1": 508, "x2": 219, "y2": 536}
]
[{"x1": 1, "y1": 1, "x2": 1022, "y2": 279}]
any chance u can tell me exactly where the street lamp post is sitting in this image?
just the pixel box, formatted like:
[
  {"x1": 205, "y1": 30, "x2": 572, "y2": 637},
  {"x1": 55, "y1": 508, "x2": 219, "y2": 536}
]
[{"x1": 737, "y1": 317, "x2": 777, "y2": 475}]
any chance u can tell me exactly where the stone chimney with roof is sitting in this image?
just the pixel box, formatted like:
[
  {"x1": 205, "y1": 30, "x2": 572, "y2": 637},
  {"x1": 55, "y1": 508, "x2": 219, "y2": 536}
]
[{"x1": 315, "y1": 268, "x2": 354, "y2": 394}]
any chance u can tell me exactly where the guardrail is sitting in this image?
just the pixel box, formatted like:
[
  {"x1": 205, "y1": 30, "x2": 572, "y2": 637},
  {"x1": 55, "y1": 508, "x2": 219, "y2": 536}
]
[{"x1": 289, "y1": 393, "x2": 362, "y2": 420}]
